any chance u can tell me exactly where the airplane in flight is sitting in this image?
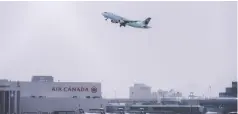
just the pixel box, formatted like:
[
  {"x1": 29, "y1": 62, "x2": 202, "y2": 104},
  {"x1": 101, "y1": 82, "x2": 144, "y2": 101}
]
[{"x1": 101, "y1": 12, "x2": 151, "y2": 29}]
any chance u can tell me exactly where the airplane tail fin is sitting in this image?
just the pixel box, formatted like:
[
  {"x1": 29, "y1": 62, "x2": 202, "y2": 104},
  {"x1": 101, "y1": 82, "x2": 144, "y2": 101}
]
[{"x1": 143, "y1": 17, "x2": 151, "y2": 25}]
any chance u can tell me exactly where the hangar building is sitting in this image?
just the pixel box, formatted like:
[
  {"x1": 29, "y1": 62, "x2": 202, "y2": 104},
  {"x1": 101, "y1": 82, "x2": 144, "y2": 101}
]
[{"x1": 0, "y1": 76, "x2": 107, "y2": 114}]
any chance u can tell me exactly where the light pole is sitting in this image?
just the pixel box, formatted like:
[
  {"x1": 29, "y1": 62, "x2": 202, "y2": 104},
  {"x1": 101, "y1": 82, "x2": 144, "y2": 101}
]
[
  {"x1": 114, "y1": 90, "x2": 117, "y2": 99},
  {"x1": 209, "y1": 85, "x2": 211, "y2": 98}
]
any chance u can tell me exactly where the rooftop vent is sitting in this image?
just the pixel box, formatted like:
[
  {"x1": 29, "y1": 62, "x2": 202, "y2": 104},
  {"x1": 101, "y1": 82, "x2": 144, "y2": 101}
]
[{"x1": 31, "y1": 76, "x2": 54, "y2": 82}]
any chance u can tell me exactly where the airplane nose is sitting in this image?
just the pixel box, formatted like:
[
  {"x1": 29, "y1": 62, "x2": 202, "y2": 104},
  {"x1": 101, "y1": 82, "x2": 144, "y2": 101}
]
[
  {"x1": 101, "y1": 12, "x2": 106, "y2": 16},
  {"x1": 102, "y1": 12, "x2": 108, "y2": 16}
]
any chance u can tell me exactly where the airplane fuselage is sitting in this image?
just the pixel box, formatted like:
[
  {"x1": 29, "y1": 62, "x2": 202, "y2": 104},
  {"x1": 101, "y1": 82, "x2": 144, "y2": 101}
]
[
  {"x1": 102, "y1": 12, "x2": 151, "y2": 29},
  {"x1": 102, "y1": 12, "x2": 122, "y2": 23},
  {"x1": 126, "y1": 21, "x2": 150, "y2": 28}
]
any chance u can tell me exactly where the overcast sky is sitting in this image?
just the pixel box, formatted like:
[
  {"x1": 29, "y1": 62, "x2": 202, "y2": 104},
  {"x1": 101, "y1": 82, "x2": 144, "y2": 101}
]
[{"x1": 0, "y1": 1, "x2": 237, "y2": 98}]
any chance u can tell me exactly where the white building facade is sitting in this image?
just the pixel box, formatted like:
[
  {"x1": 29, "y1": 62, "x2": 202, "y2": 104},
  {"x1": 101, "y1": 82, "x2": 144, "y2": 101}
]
[
  {"x1": 156, "y1": 89, "x2": 183, "y2": 98},
  {"x1": 0, "y1": 76, "x2": 107, "y2": 114},
  {"x1": 152, "y1": 89, "x2": 183, "y2": 104},
  {"x1": 17, "y1": 81, "x2": 101, "y2": 98},
  {"x1": 15, "y1": 76, "x2": 101, "y2": 98},
  {"x1": 129, "y1": 83, "x2": 152, "y2": 99}
]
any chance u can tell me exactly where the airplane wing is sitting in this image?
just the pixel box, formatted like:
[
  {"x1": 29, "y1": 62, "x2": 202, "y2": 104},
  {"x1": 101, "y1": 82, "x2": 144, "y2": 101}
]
[{"x1": 119, "y1": 17, "x2": 138, "y2": 27}]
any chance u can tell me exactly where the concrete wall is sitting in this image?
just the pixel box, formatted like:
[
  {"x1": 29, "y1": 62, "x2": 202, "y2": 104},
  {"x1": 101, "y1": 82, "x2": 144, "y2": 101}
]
[{"x1": 20, "y1": 97, "x2": 108, "y2": 113}]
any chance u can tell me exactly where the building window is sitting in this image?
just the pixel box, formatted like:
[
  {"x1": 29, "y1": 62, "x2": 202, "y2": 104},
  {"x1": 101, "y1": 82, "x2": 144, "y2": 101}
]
[{"x1": 92, "y1": 96, "x2": 101, "y2": 99}]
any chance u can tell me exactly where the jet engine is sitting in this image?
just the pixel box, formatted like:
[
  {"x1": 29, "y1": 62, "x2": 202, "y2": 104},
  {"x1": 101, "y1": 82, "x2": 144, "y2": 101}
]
[
  {"x1": 111, "y1": 20, "x2": 118, "y2": 23},
  {"x1": 118, "y1": 19, "x2": 124, "y2": 23}
]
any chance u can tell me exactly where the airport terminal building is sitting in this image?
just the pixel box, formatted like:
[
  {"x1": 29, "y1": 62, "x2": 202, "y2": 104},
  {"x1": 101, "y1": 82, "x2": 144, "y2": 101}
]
[
  {"x1": 0, "y1": 76, "x2": 236, "y2": 114},
  {"x1": 0, "y1": 76, "x2": 107, "y2": 114}
]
